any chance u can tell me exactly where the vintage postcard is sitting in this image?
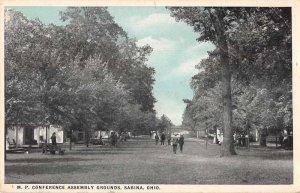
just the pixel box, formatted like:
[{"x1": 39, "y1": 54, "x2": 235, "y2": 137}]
[{"x1": 0, "y1": 0, "x2": 299, "y2": 192}]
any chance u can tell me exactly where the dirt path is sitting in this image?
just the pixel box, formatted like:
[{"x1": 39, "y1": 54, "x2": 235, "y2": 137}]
[{"x1": 5, "y1": 137, "x2": 293, "y2": 184}]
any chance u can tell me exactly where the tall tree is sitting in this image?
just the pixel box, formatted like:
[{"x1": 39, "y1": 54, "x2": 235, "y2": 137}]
[
  {"x1": 60, "y1": 7, "x2": 156, "y2": 112},
  {"x1": 156, "y1": 114, "x2": 173, "y2": 133},
  {"x1": 171, "y1": 7, "x2": 291, "y2": 154},
  {"x1": 169, "y1": 7, "x2": 236, "y2": 155},
  {"x1": 5, "y1": 8, "x2": 157, "y2": 146}
]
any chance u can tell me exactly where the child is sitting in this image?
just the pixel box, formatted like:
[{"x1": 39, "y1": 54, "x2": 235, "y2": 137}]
[{"x1": 167, "y1": 134, "x2": 171, "y2": 145}]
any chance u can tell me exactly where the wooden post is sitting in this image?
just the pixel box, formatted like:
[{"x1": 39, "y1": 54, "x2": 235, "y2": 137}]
[{"x1": 16, "y1": 126, "x2": 19, "y2": 147}]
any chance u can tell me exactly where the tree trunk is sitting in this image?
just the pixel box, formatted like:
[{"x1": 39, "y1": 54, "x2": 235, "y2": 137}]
[
  {"x1": 85, "y1": 129, "x2": 89, "y2": 147},
  {"x1": 5, "y1": 127, "x2": 7, "y2": 161},
  {"x1": 219, "y1": 35, "x2": 236, "y2": 156},
  {"x1": 69, "y1": 138, "x2": 72, "y2": 150},
  {"x1": 207, "y1": 8, "x2": 236, "y2": 156},
  {"x1": 259, "y1": 134, "x2": 267, "y2": 147},
  {"x1": 259, "y1": 128, "x2": 267, "y2": 147},
  {"x1": 69, "y1": 130, "x2": 72, "y2": 150}
]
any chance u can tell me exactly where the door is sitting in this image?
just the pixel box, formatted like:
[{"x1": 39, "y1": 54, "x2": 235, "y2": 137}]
[{"x1": 24, "y1": 126, "x2": 34, "y2": 145}]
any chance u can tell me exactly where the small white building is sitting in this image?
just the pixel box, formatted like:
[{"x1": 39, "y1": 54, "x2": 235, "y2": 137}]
[
  {"x1": 92, "y1": 130, "x2": 116, "y2": 139},
  {"x1": 6, "y1": 124, "x2": 64, "y2": 147}
]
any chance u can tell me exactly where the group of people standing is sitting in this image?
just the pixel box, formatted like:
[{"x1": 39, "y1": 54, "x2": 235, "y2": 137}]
[{"x1": 154, "y1": 133, "x2": 184, "y2": 154}]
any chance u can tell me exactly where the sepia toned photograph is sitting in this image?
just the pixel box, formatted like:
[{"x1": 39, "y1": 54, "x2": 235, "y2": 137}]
[{"x1": 1, "y1": 1, "x2": 297, "y2": 192}]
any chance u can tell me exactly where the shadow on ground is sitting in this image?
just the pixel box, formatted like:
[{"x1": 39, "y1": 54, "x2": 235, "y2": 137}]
[{"x1": 6, "y1": 164, "x2": 99, "y2": 175}]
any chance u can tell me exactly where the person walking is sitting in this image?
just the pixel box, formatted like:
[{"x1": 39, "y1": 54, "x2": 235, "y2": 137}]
[
  {"x1": 49, "y1": 132, "x2": 57, "y2": 154},
  {"x1": 155, "y1": 133, "x2": 159, "y2": 145},
  {"x1": 160, "y1": 133, "x2": 166, "y2": 145},
  {"x1": 51, "y1": 132, "x2": 57, "y2": 146},
  {"x1": 167, "y1": 134, "x2": 171, "y2": 145},
  {"x1": 178, "y1": 134, "x2": 184, "y2": 153},
  {"x1": 111, "y1": 132, "x2": 117, "y2": 146},
  {"x1": 172, "y1": 137, "x2": 178, "y2": 154}
]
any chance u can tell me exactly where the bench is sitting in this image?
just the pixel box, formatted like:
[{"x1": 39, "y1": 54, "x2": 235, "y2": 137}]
[
  {"x1": 42, "y1": 144, "x2": 65, "y2": 155},
  {"x1": 266, "y1": 136, "x2": 279, "y2": 143}
]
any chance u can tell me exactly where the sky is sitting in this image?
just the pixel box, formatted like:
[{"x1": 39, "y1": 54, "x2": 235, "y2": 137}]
[{"x1": 11, "y1": 6, "x2": 215, "y2": 125}]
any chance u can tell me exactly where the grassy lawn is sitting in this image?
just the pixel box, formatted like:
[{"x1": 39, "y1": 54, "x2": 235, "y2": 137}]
[{"x1": 5, "y1": 137, "x2": 293, "y2": 184}]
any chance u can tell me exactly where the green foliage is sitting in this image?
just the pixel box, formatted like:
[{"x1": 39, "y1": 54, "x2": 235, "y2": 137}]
[
  {"x1": 60, "y1": 7, "x2": 156, "y2": 112},
  {"x1": 156, "y1": 114, "x2": 173, "y2": 133},
  {"x1": 173, "y1": 7, "x2": 292, "y2": 149},
  {"x1": 5, "y1": 8, "x2": 156, "y2": 134}
]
